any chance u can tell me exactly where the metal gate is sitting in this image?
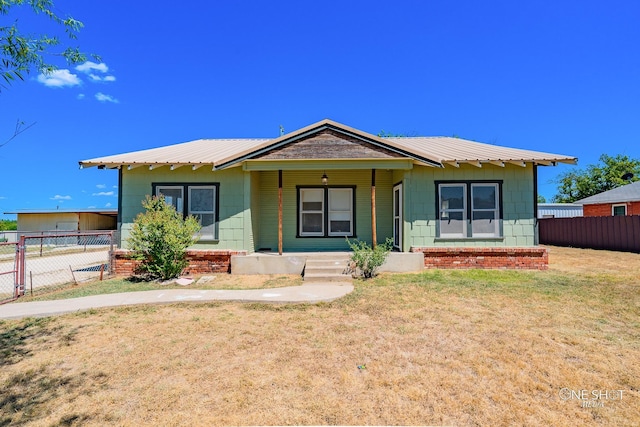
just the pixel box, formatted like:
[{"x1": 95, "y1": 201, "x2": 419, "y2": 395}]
[
  {"x1": 0, "y1": 242, "x2": 19, "y2": 303},
  {"x1": 1, "y1": 231, "x2": 114, "y2": 303}
]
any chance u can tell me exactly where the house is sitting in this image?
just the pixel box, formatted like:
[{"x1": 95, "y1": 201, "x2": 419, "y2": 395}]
[
  {"x1": 575, "y1": 181, "x2": 640, "y2": 217},
  {"x1": 79, "y1": 119, "x2": 576, "y2": 272},
  {"x1": 537, "y1": 203, "x2": 583, "y2": 218}
]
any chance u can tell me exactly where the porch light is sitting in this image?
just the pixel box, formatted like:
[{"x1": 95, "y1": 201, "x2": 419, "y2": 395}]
[{"x1": 321, "y1": 171, "x2": 328, "y2": 185}]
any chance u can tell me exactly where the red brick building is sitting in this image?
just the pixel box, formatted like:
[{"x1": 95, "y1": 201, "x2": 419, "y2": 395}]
[{"x1": 576, "y1": 181, "x2": 640, "y2": 217}]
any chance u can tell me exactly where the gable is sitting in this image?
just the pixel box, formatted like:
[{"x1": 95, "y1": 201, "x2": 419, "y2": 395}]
[{"x1": 255, "y1": 129, "x2": 406, "y2": 160}]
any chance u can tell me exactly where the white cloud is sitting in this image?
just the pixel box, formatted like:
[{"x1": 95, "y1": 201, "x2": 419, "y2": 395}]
[
  {"x1": 95, "y1": 93, "x2": 119, "y2": 103},
  {"x1": 76, "y1": 61, "x2": 109, "y2": 73},
  {"x1": 37, "y1": 70, "x2": 81, "y2": 88},
  {"x1": 88, "y1": 73, "x2": 116, "y2": 82},
  {"x1": 50, "y1": 195, "x2": 72, "y2": 200},
  {"x1": 105, "y1": 202, "x2": 112, "y2": 208},
  {"x1": 96, "y1": 184, "x2": 106, "y2": 189},
  {"x1": 92, "y1": 191, "x2": 115, "y2": 196},
  {"x1": 77, "y1": 93, "x2": 85, "y2": 100}
]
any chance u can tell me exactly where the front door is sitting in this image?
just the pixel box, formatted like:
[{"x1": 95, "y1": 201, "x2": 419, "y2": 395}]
[{"x1": 393, "y1": 183, "x2": 402, "y2": 250}]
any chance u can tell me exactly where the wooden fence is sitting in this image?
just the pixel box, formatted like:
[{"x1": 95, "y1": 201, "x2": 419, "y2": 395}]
[{"x1": 538, "y1": 215, "x2": 640, "y2": 253}]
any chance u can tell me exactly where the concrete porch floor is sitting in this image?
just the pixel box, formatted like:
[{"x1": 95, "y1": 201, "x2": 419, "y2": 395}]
[{"x1": 230, "y1": 251, "x2": 424, "y2": 275}]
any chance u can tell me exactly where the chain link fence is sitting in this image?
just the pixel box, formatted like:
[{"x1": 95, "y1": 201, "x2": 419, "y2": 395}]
[
  {"x1": 0, "y1": 231, "x2": 115, "y2": 303},
  {"x1": 0, "y1": 242, "x2": 19, "y2": 303}
]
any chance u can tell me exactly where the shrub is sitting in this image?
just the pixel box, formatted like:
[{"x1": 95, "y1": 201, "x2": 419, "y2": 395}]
[
  {"x1": 127, "y1": 195, "x2": 201, "y2": 281},
  {"x1": 346, "y1": 237, "x2": 393, "y2": 279}
]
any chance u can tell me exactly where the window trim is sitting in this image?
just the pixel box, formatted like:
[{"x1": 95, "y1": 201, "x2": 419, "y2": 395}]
[
  {"x1": 152, "y1": 182, "x2": 220, "y2": 241},
  {"x1": 435, "y1": 180, "x2": 503, "y2": 239},
  {"x1": 296, "y1": 186, "x2": 356, "y2": 238},
  {"x1": 612, "y1": 203, "x2": 627, "y2": 216}
]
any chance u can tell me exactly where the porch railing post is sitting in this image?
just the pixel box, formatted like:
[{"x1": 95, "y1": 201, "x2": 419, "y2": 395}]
[
  {"x1": 278, "y1": 170, "x2": 283, "y2": 255},
  {"x1": 371, "y1": 169, "x2": 377, "y2": 248}
]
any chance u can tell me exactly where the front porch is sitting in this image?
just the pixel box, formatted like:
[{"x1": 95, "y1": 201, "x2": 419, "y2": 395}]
[
  {"x1": 230, "y1": 251, "x2": 425, "y2": 275},
  {"x1": 109, "y1": 249, "x2": 425, "y2": 277}
]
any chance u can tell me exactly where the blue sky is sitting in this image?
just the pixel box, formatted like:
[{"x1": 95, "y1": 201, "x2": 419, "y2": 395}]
[{"x1": 1, "y1": 0, "x2": 639, "y2": 219}]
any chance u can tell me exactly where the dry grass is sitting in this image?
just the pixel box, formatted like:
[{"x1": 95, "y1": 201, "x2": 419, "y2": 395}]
[{"x1": 1, "y1": 246, "x2": 639, "y2": 426}]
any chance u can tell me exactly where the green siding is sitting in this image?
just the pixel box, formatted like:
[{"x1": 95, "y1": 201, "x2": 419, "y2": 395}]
[
  {"x1": 255, "y1": 169, "x2": 393, "y2": 251},
  {"x1": 406, "y1": 163, "x2": 536, "y2": 248},
  {"x1": 118, "y1": 161, "x2": 537, "y2": 253},
  {"x1": 119, "y1": 166, "x2": 250, "y2": 250}
]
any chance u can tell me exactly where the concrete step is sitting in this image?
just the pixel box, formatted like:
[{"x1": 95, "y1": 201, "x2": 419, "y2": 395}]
[
  {"x1": 304, "y1": 265, "x2": 347, "y2": 275},
  {"x1": 303, "y1": 272, "x2": 352, "y2": 284},
  {"x1": 305, "y1": 258, "x2": 349, "y2": 267},
  {"x1": 303, "y1": 254, "x2": 352, "y2": 283}
]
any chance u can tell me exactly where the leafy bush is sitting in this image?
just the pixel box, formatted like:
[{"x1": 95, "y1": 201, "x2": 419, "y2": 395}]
[
  {"x1": 0, "y1": 220, "x2": 17, "y2": 231},
  {"x1": 127, "y1": 195, "x2": 201, "y2": 281},
  {"x1": 346, "y1": 237, "x2": 393, "y2": 279}
]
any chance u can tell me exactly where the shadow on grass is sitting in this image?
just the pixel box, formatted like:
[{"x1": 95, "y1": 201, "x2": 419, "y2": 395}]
[
  {"x1": 0, "y1": 365, "x2": 109, "y2": 426},
  {"x1": 0, "y1": 318, "x2": 54, "y2": 367},
  {"x1": 0, "y1": 318, "x2": 106, "y2": 426}
]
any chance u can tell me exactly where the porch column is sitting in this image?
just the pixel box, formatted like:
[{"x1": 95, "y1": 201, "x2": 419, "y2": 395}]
[
  {"x1": 278, "y1": 170, "x2": 283, "y2": 255},
  {"x1": 371, "y1": 169, "x2": 377, "y2": 248}
]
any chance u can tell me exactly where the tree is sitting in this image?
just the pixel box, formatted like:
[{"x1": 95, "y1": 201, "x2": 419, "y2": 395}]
[
  {"x1": 552, "y1": 154, "x2": 640, "y2": 203},
  {"x1": 0, "y1": 219, "x2": 17, "y2": 231},
  {"x1": 128, "y1": 196, "x2": 201, "y2": 281},
  {"x1": 1, "y1": 0, "x2": 95, "y2": 91}
]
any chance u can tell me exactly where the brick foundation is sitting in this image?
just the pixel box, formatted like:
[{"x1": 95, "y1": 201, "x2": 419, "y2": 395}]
[
  {"x1": 410, "y1": 247, "x2": 548, "y2": 270},
  {"x1": 110, "y1": 249, "x2": 247, "y2": 276}
]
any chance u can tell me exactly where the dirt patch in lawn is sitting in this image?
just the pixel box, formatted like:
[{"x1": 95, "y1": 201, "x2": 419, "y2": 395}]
[{"x1": 1, "y1": 246, "x2": 638, "y2": 426}]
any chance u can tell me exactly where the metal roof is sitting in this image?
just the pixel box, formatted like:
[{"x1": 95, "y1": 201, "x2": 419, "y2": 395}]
[
  {"x1": 4, "y1": 209, "x2": 118, "y2": 215},
  {"x1": 575, "y1": 180, "x2": 640, "y2": 205},
  {"x1": 79, "y1": 119, "x2": 577, "y2": 170}
]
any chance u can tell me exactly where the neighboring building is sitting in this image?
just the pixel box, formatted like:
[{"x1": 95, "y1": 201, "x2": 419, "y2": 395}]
[
  {"x1": 3, "y1": 209, "x2": 117, "y2": 234},
  {"x1": 575, "y1": 181, "x2": 640, "y2": 217},
  {"x1": 79, "y1": 119, "x2": 576, "y2": 270},
  {"x1": 537, "y1": 203, "x2": 583, "y2": 218}
]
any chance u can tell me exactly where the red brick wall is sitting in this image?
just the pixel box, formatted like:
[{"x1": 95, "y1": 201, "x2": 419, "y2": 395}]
[
  {"x1": 583, "y1": 202, "x2": 640, "y2": 217},
  {"x1": 110, "y1": 249, "x2": 247, "y2": 276},
  {"x1": 410, "y1": 247, "x2": 548, "y2": 270}
]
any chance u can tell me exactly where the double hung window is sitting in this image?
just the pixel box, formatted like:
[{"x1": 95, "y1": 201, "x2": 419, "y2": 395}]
[
  {"x1": 299, "y1": 187, "x2": 354, "y2": 237},
  {"x1": 155, "y1": 184, "x2": 218, "y2": 240},
  {"x1": 437, "y1": 182, "x2": 502, "y2": 238}
]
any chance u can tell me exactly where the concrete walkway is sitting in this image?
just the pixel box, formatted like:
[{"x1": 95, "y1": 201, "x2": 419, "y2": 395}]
[{"x1": 0, "y1": 283, "x2": 354, "y2": 320}]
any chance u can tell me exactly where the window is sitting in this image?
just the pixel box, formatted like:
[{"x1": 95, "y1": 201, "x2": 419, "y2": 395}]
[
  {"x1": 298, "y1": 187, "x2": 354, "y2": 237},
  {"x1": 439, "y1": 184, "x2": 466, "y2": 238},
  {"x1": 155, "y1": 183, "x2": 218, "y2": 240},
  {"x1": 299, "y1": 188, "x2": 324, "y2": 236},
  {"x1": 437, "y1": 181, "x2": 502, "y2": 238},
  {"x1": 612, "y1": 204, "x2": 626, "y2": 216},
  {"x1": 471, "y1": 183, "x2": 500, "y2": 237}
]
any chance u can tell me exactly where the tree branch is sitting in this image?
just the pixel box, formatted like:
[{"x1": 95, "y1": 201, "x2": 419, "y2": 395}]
[{"x1": 0, "y1": 119, "x2": 36, "y2": 148}]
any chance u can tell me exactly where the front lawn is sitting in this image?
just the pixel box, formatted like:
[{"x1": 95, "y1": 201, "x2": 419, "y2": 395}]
[{"x1": 1, "y1": 246, "x2": 638, "y2": 426}]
